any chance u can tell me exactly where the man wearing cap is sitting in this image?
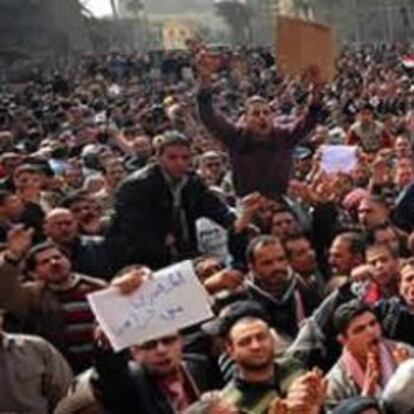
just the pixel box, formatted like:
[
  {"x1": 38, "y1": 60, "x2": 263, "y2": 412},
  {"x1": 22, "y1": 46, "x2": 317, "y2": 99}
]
[
  {"x1": 325, "y1": 300, "x2": 414, "y2": 412},
  {"x1": 292, "y1": 146, "x2": 313, "y2": 181},
  {"x1": 108, "y1": 130, "x2": 237, "y2": 270},
  {"x1": 197, "y1": 151, "x2": 227, "y2": 188}
]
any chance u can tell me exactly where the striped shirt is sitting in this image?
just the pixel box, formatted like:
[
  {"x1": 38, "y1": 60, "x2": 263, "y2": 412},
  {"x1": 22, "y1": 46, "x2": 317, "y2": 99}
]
[{"x1": 50, "y1": 274, "x2": 105, "y2": 373}]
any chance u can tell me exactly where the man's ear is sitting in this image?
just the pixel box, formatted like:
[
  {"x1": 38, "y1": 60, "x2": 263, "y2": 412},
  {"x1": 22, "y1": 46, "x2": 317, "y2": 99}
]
[
  {"x1": 337, "y1": 333, "x2": 345, "y2": 346},
  {"x1": 225, "y1": 338, "x2": 234, "y2": 358}
]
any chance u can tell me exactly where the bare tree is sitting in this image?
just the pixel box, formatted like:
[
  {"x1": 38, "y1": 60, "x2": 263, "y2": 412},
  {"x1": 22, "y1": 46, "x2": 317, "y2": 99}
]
[
  {"x1": 214, "y1": 1, "x2": 253, "y2": 46},
  {"x1": 110, "y1": 0, "x2": 119, "y2": 19},
  {"x1": 126, "y1": 0, "x2": 144, "y2": 15}
]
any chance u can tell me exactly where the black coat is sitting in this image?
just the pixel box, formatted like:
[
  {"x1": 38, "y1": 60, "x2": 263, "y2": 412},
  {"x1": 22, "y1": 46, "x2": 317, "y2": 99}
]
[
  {"x1": 375, "y1": 297, "x2": 414, "y2": 346},
  {"x1": 246, "y1": 274, "x2": 321, "y2": 340},
  {"x1": 68, "y1": 236, "x2": 114, "y2": 280},
  {"x1": 107, "y1": 164, "x2": 235, "y2": 270},
  {"x1": 92, "y1": 349, "x2": 221, "y2": 414}
]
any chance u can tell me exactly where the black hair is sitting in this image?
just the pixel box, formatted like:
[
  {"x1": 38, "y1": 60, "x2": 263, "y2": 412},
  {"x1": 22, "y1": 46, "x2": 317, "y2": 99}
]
[
  {"x1": 334, "y1": 300, "x2": 376, "y2": 335},
  {"x1": 335, "y1": 231, "x2": 366, "y2": 257},
  {"x1": 365, "y1": 222, "x2": 396, "y2": 246},
  {"x1": 24, "y1": 241, "x2": 64, "y2": 273},
  {"x1": 62, "y1": 190, "x2": 91, "y2": 209},
  {"x1": 282, "y1": 231, "x2": 310, "y2": 258},
  {"x1": 365, "y1": 242, "x2": 399, "y2": 259},
  {"x1": 246, "y1": 235, "x2": 283, "y2": 265}
]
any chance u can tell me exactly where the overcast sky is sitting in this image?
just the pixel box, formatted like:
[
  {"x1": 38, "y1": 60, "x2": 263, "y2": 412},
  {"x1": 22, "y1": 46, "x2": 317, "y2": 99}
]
[{"x1": 85, "y1": 0, "x2": 113, "y2": 17}]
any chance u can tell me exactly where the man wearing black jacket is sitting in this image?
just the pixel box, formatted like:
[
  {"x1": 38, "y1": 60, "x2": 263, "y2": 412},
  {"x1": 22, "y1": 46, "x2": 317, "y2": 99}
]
[
  {"x1": 93, "y1": 332, "x2": 220, "y2": 414},
  {"x1": 245, "y1": 235, "x2": 321, "y2": 341},
  {"x1": 108, "y1": 131, "x2": 237, "y2": 270}
]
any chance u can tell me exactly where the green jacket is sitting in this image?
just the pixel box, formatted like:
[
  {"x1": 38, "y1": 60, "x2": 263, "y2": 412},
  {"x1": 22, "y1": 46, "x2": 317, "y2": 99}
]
[{"x1": 221, "y1": 357, "x2": 304, "y2": 414}]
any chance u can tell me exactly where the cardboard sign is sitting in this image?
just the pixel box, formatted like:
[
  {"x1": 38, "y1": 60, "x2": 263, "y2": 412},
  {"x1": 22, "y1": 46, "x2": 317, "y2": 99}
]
[
  {"x1": 276, "y1": 16, "x2": 336, "y2": 83},
  {"x1": 88, "y1": 261, "x2": 213, "y2": 351}
]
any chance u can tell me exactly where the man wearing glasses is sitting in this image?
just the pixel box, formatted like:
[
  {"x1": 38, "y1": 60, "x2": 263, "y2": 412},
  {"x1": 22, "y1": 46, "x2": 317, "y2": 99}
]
[{"x1": 92, "y1": 269, "x2": 221, "y2": 414}]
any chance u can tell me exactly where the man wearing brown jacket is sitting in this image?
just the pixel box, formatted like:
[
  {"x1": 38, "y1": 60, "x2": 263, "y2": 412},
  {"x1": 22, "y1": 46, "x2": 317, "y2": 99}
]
[{"x1": 0, "y1": 226, "x2": 107, "y2": 373}]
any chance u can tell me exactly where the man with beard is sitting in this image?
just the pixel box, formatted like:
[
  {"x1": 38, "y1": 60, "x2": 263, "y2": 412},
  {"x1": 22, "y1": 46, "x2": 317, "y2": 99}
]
[
  {"x1": 283, "y1": 232, "x2": 325, "y2": 298},
  {"x1": 214, "y1": 301, "x2": 325, "y2": 414},
  {"x1": 325, "y1": 300, "x2": 414, "y2": 411},
  {"x1": 0, "y1": 227, "x2": 106, "y2": 373},
  {"x1": 327, "y1": 232, "x2": 366, "y2": 291},
  {"x1": 196, "y1": 51, "x2": 323, "y2": 199},
  {"x1": 357, "y1": 195, "x2": 390, "y2": 233},
  {"x1": 245, "y1": 236, "x2": 320, "y2": 341},
  {"x1": 63, "y1": 192, "x2": 105, "y2": 236}
]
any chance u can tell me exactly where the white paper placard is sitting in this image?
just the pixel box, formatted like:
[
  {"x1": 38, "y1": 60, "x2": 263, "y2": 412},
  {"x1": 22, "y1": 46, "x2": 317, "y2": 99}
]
[
  {"x1": 321, "y1": 145, "x2": 358, "y2": 174},
  {"x1": 88, "y1": 261, "x2": 213, "y2": 352}
]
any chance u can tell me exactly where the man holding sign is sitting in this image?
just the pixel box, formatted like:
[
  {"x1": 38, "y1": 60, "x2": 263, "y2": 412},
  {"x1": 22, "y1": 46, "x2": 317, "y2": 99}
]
[
  {"x1": 196, "y1": 50, "x2": 324, "y2": 199},
  {"x1": 91, "y1": 264, "x2": 222, "y2": 414}
]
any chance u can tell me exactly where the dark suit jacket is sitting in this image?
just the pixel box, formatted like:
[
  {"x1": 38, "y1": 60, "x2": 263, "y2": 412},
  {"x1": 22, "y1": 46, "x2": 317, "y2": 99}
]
[
  {"x1": 93, "y1": 349, "x2": 221, "y2": 414},
  {"x1": 107, "y1": 163, "x2": 235, "y2": 269}
]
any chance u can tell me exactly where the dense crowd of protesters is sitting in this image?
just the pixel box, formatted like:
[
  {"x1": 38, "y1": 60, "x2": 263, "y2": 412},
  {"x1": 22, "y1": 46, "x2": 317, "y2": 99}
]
[{"x1": 1, "y1": 42, "x2": 414, "y2": 414}]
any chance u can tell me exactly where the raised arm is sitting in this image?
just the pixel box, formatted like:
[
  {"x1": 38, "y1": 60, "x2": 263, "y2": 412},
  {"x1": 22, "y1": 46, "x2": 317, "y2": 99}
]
[
  {"x1": 275, "y1": 86, "x2": 324, "y2": 148},
  {"x1": 0, "y1": 226, "x2": 34, "y2": 315},
  {"x1": 196, "y1": 50, "x2": 239, "y2": 147},
  {"x1": 92, "y1": 269, "x2": 150, "y2": 414}
]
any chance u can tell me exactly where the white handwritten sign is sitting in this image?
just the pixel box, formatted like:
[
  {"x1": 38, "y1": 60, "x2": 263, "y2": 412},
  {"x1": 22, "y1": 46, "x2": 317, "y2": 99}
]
[
  {"x1": 87, "y1": 261, "x2": 213, "y2": 352},
  {"x1": 321, "y1": 145, "x2": 358, "y2": 174}
]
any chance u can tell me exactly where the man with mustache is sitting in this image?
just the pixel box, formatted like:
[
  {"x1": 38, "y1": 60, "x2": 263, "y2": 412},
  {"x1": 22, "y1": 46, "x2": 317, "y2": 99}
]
[
  {"x1": 92, "y1": 269, "x2": 222, "y2": 414},
  {"x1": 63, "y1": 192, "x2": 104, "y2": 236},
  {"x1": 245, "y1": 236, "x2": 320, "y2": 341},
  {"x1": 196, "y1": 51, "x2": 323, "y2": 199},
  {"x1": 0, "y1": 226, "x2": 107, "y2": 373},
  {"x1": 325, "y1": 300, "x2": 414, "y2": 411}
]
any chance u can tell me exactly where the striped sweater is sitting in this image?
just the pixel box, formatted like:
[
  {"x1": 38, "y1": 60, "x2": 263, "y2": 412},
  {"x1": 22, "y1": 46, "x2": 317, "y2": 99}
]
[{"x1": 50, "y1": 274, "x2": 105, "y2": 373}]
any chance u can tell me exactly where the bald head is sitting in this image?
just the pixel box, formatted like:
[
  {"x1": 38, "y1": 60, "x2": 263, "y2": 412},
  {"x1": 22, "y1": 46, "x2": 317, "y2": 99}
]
[{"x1": 44, "y1": 208, "x2": 78, "y2": 245}]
